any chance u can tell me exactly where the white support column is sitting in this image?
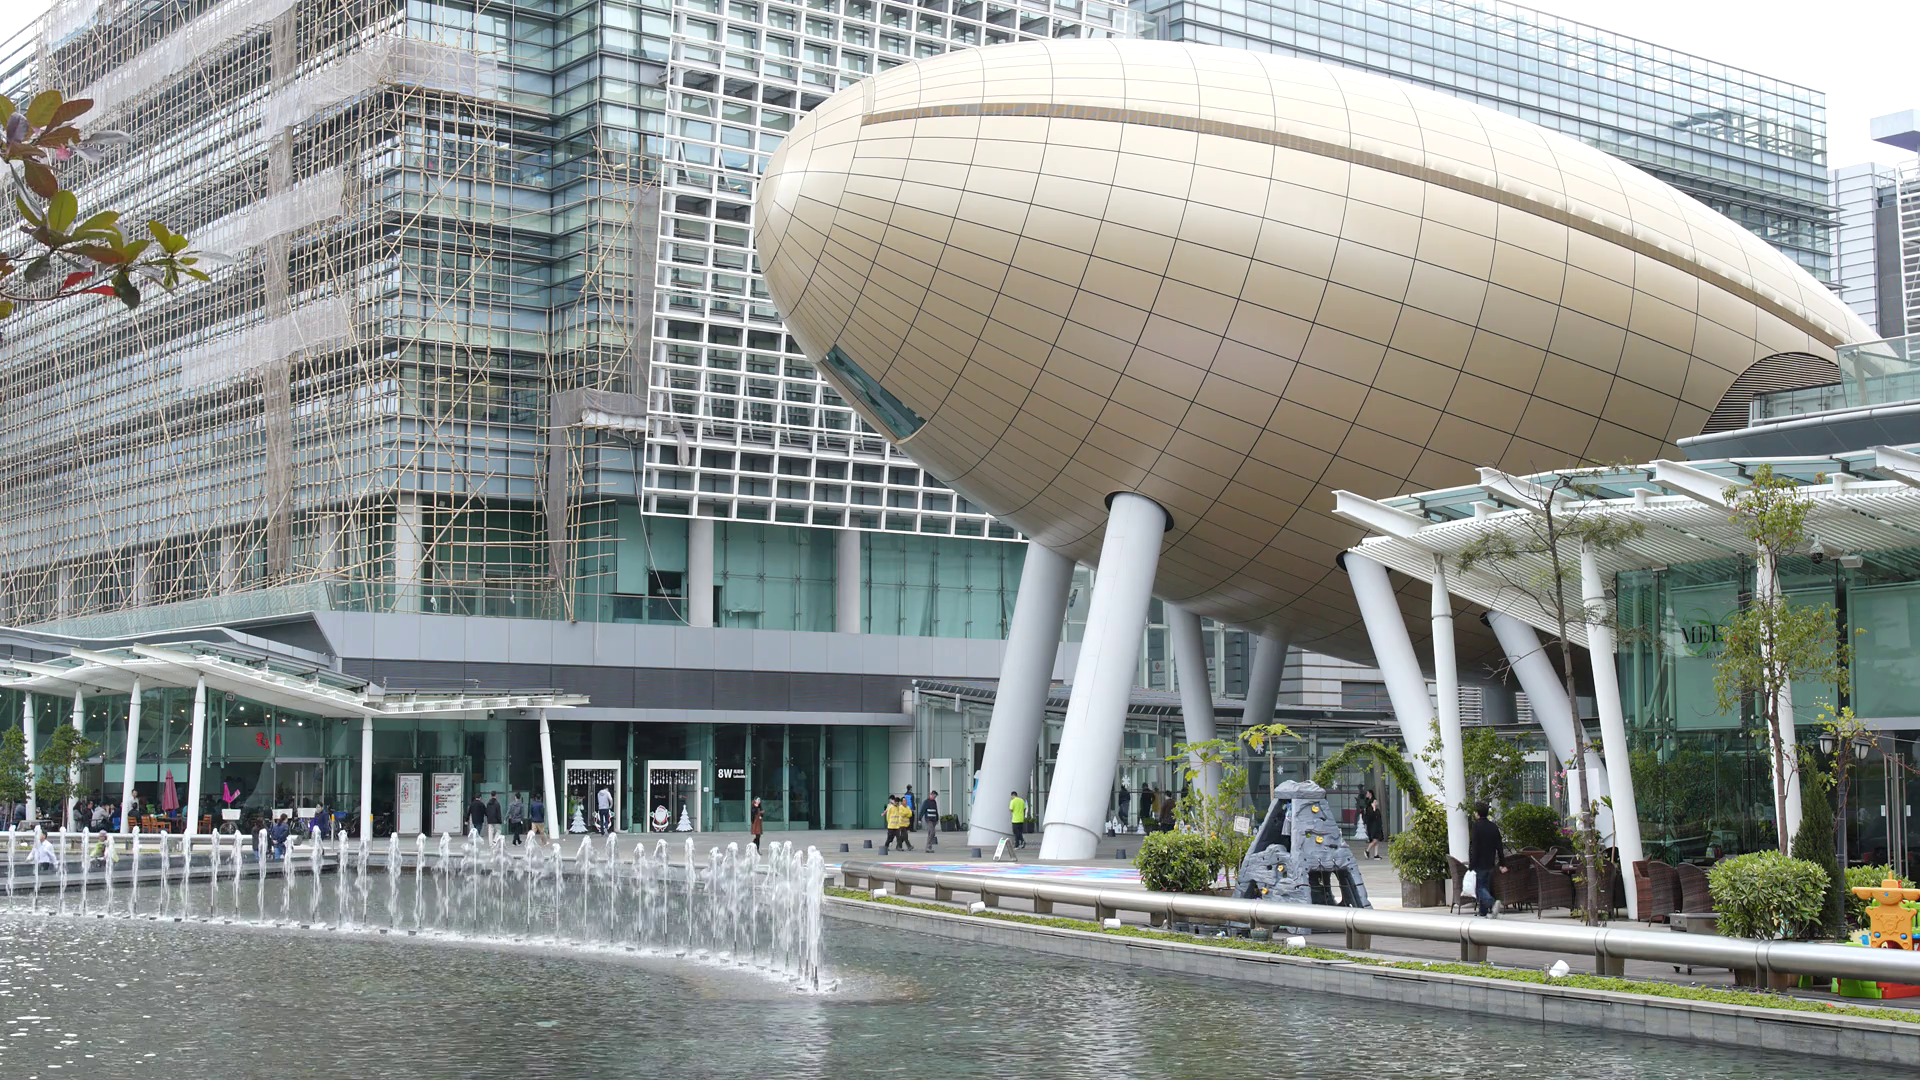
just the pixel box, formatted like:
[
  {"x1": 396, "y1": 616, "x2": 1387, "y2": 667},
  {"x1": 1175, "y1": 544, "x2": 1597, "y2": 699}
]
[
  {"x1": 687, "y1": 516, "x2": 715, "y2": 628},
  {"x1": 1581, "y1": 547, "x2": 1643, "y2": 919},
  {"x1": 1167, "y1": 604, "x2": 1219, "y2": 797},
  {"x1": 836, "y1": 528, "x2": 862, "y2": 634},
  {"x1": 21, "y1": 694, "x2": 35, "y2": 823},
  {"x1": 392, "y1": 494, "x2": 421, "y2": 613},
  {"x1": 67, "y1": 689, "x2": 84, "y2": 828},
  {"x1": 184, "y1": 677, "x2": 207, "y2": 837},
  {"x1": 1040, "y1": 493, "x2": 1165, "y2": 860},
  {"x1": 1340, "y1": 553, "x2": 1438, "y2": 796},
  {"x1": 1430, "y1": 558, "x2": 1470, "y2": 864},
  {"x1": 969, "y1": 543, "x2": 1073, "y2": 846},
  {"x1": 1485, "y1": 612, "x2": 1613, "y2": 827},
  {"x1": 359, "y1": 714, "x2": 374, "y2": 840},
  {"x1": 1242, "y1": 629, "x2": 1289, "y2": 729},
  {"x1": 1755, "y1": 552, "x2": 1804, "y2": 844},
  {"x1": 538, "y1": 708, "x2": 559, "y2": 840},
  {"x1": 120, "y1": 678, "x2": 141, "y2": 832}
]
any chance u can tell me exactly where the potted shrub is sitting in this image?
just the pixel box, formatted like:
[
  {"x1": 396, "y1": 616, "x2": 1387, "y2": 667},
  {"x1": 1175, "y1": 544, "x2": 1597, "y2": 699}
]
[
  {"x1": 1388, "y1": 796, "x2": 1449, "y2": 907},
  {"x1": 1709, "y1": 850, "x2": 1829, "y2": 942},
  {"x1": 1133, "y1": 831, "x2": 1231, "y2": 894}
]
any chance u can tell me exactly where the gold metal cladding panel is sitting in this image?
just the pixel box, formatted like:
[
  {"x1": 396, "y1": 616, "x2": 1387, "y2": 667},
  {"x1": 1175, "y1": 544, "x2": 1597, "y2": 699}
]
[{"x1": 861, "y1": 102, "x2": 1844, "y2": 349}]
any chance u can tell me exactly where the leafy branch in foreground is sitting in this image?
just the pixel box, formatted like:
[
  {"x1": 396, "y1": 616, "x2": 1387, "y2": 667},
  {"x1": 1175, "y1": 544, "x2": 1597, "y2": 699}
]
[{"x1": 1, "y1": 89, "x2": 209, "y2": 322}]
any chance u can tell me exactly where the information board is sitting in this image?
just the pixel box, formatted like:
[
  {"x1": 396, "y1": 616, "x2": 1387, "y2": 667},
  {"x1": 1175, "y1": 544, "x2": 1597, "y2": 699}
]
[
  {"x1": 395, "y1": 773, "x2": 424, "y2": 836},
  {"x1": 430, "y1": 772, "x2": 465, "y2": 836}
]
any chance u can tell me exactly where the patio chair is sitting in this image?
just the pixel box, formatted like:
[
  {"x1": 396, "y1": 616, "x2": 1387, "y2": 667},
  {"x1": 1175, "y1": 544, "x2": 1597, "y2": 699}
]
[
  {"x1": 1675, "y1": 862, "x2": 1714, "y2": 913},
  {"x1": 1446, "y1": 855, "x2": 1476, "y2": 913},
  {"x1": 1638, "y1": 859, "x2": 1680, "y2": 924},
  {"x1": 1533, "y1": 856, "x2": 1574, "y2": 917},
  {"x1": 1494, "y1": 853, "x2": 1536, "y2": 912}
]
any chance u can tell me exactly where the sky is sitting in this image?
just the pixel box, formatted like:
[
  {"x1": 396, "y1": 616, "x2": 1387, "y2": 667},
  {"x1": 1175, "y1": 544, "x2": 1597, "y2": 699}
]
[{"x1": 0, "y1": 0, "x2": 1911, "y2": 166}]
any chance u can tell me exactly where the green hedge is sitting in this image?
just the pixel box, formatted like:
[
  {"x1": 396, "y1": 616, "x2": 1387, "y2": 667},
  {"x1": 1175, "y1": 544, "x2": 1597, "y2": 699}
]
[
  {"x1": 1707, "y1": 851, "x2": 1829, "y2": 940},
  {"x1": 1133, "y1": 831, "x2": 1229, "y2": 893}
]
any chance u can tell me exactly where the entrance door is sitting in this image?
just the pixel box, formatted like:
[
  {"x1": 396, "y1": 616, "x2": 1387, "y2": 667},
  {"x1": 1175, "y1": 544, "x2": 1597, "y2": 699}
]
[
  {"x1": 563, "y1": 759, "x2": 621, "y2": 834},
  {"x1": 645, "y1": 760, "x2": 701, "y2": 832}
]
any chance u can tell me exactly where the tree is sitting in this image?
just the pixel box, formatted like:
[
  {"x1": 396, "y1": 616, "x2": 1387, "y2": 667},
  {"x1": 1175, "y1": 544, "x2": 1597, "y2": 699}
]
[
  {"x1": 1713, "y1": 465, "x2": 1848, "y2": 856},
  {"x1": 1456, "y1": 467, "x2": 1644, "y2": 926},
  {"x1": 0, "y1": 726, "x2": 27, "y2": 811},
  {"x1": 1460, "y1": 727, "x2": 1526, "y2": 815},
  {"x1": 1790, "y1": 751, "x2": 1842, "y2": 939},
  {"x1": 2, "y1": 90, "x2": 208, "y2": 324},
  {"x1": 34, "y1": 725, "x2": 98, "y2": 826}
]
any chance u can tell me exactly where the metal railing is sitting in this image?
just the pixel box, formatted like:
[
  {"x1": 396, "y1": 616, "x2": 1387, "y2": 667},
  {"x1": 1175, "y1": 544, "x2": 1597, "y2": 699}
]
[{"x1": 838, "y1": 861, "x2": 1920, "y2": 985}]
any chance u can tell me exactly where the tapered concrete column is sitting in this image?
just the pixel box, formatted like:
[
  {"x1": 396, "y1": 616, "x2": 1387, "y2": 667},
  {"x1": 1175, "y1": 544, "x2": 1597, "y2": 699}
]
[
  {"x1": 67, "y1": 689, "x2": 84, "y2": 827},
  {"x1": 1755, "y1": 553, "x2": 1804, "y2": 844},
  {"x1": 538, "y1": 708, "x2": 559, "y2": 837},
  {"x1": 1040, "y1": 493, "x2": 1165, "y2": 860},
  {"x1": 970, "y1": 543, "x2": 1073, "y2": 846},
  {"x1": 687, "y1": 516, "x2": 715, "y2": 628},
  {"x1": 1339, "y1": 553, "x2": 1438, "y2": 796},
  {"x1": 836, "y1": 528, "x2": 862, "y2": 633},
  {"x1": 1581, "y1": 548, "x2": 1643, "y2": 918},
  {"x1": 1167, "y1": 604, "x2": 1219, "y2": 797},
  {"x1": 1430, "y1": 558, "x2": 1469, "y2": 864},
  {"x1": 22, "y1": 694, "x2": 35, "y2": 822},
  {"x1": 184, "y1": 677, "x2": 207, "y2": 837},
  {"x1": 120, "y1": 678, "x2": 141, "y2": 832},
  {"x1": 1242, "y1": 629, "x2": 1289, "y2": 729},
  {"x1": 1484, "y1": 611, "x2": 1611, "y2": 800},
  {"x1": 360, "y1": 714, "x2": 375, "y2": 840}
]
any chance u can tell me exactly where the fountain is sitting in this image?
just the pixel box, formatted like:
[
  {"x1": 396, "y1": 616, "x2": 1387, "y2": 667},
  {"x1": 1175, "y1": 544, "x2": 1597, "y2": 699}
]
[{"x1": 0, "y1": 829, "x2": 828, "y2": 989}]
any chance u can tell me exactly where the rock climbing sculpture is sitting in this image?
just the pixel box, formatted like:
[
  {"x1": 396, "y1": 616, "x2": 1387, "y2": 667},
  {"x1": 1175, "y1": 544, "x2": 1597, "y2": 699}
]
[{"x1": 1233, "y1": 780, "x2": 1370, "y2": 908}]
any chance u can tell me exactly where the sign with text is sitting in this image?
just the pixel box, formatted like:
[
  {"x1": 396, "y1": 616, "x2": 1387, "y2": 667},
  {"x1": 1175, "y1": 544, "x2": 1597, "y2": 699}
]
[
  {"x1": 395, "y1": 773, "x2": 424, "y2": 836},
  {"x1": 429, "y1": 772, "x2": 465, "y2": 836}
]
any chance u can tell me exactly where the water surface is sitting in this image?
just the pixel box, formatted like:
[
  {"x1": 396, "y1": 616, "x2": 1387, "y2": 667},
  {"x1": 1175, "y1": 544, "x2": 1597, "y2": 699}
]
[{"x1": 0, "y1": 914, "x2": 1883, "y2": 1078}]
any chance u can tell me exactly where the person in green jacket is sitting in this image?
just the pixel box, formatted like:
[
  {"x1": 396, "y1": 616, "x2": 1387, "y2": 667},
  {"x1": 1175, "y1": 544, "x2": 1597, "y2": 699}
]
[{"x1": 1009, "y1": 791, "x2": 1028, "y2": 850}]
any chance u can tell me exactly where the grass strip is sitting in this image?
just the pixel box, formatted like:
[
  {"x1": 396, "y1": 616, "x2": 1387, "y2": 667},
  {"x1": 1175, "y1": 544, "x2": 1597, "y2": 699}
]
[{"x1": 827, "y1": 887, "x2": 1920, "y2": 1026}]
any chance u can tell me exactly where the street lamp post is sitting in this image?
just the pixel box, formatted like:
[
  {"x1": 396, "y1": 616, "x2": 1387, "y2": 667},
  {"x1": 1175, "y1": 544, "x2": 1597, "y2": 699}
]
[{"x1": 1817, "y1": 730, "x2": 1872, "y2": 883}]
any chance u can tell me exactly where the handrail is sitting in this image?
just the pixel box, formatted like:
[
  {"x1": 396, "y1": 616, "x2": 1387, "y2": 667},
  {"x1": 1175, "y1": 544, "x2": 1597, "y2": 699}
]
[{"x1": 838, "y1": 861, "x2": 1920, "y2": 985}]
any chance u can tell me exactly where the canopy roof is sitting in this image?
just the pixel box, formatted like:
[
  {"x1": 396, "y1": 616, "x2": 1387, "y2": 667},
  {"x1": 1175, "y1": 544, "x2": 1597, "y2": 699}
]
[
  {"x1": 1332, "y1": 444, "x2": 1920, "y2": 648},
  {"x1": 0, "y1": 640, "x2": 586, "y2": 718}
]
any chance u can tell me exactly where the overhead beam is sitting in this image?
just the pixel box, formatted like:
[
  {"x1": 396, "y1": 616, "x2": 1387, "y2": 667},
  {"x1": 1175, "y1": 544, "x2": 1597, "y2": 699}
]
[
  {"x1": 1332, "y1": 489, "x2": 1434, "y2": 539},
  {"x1": 1650, "y1": 459, "x2": 1744, "y2": 507},
  {"x1": 1869, "y1": 445, "x2": 1920, "y2": 489}
]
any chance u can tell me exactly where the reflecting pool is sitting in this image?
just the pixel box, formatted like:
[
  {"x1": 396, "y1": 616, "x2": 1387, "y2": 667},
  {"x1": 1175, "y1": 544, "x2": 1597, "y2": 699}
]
[{"x1": 0, "y1": 911, "x2": 1886, "y2": 1078}]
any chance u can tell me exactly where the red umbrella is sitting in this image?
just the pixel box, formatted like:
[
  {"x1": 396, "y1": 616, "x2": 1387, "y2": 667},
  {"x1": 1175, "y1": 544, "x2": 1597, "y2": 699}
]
[{"x1": 161, "y1": 769, "x2": 179, "y2": 814}]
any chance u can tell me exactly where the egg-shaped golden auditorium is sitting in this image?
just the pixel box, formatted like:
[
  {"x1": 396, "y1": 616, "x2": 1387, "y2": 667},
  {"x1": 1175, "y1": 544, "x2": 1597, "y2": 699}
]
[{"x1": 754, "y1": 38, "x2": 1872, "y2": 856}]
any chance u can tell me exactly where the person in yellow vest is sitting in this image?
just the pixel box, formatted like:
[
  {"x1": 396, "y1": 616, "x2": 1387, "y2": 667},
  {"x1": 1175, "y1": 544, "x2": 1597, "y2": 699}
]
[
  {"x1": 883, "y1": 795, "x2": 915, "y2": 854},
  {"x1": 1009, "y1": 791, "x2": 1028, "y2": 850}
]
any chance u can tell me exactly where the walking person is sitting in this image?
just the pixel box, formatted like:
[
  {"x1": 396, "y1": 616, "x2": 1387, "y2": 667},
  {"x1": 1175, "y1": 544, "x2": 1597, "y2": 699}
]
[
  {"x1": 750, "y1": 797, "x2": 764, "y2": 854},
  {"x1": 1117, "y1": 783, "x2": 1130, "y2": 829},
  {"x1": 1469, "y1": 801, "x2": 1508, "y2": 917},
  {"x1": 485, "y1": 792, "x2": 503, "y2": 843},
  {"x1": 596, "y1": 785, "x2": 615, "y2": 834},
  {"x1": 467, "y1": 794, "x2": 487, "y2": 839},
  {"x1": 880, "y1": 796, "x2": 901, "y2": 853},
  {"x1": 1008, "y1": 790, "x2": 1027, "y2": 849},
  {"x1": 921, "y1": 790, "x2": 940, "y2": 852},
  {"x1": 506, "y1": 792, "x2": 526, "y2": 845},
  {"x1": 1139, "y1": 785, "x2": 1155, "y2": 832},
  {"x1": 903, "y1": 785, "x2": 916, "y2": 832},
  {"x1": 1359, "y1": 790, "x2": 1384, "y2": 860},
  {"x1": 528, "y1": 793, "x2": 547, "y2": 845}
]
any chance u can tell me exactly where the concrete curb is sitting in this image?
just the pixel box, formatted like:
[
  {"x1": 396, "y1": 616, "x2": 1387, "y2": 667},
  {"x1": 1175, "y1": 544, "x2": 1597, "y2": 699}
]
[{"x1": 826, "y1": 896, "x2": 1920, "y2": 1065}]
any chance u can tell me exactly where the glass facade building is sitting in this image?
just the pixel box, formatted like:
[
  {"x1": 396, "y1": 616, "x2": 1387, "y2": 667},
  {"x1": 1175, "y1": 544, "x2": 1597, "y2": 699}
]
[{"x1": 1136, "y1": 0, "x2": 1834, "y2": 279}]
